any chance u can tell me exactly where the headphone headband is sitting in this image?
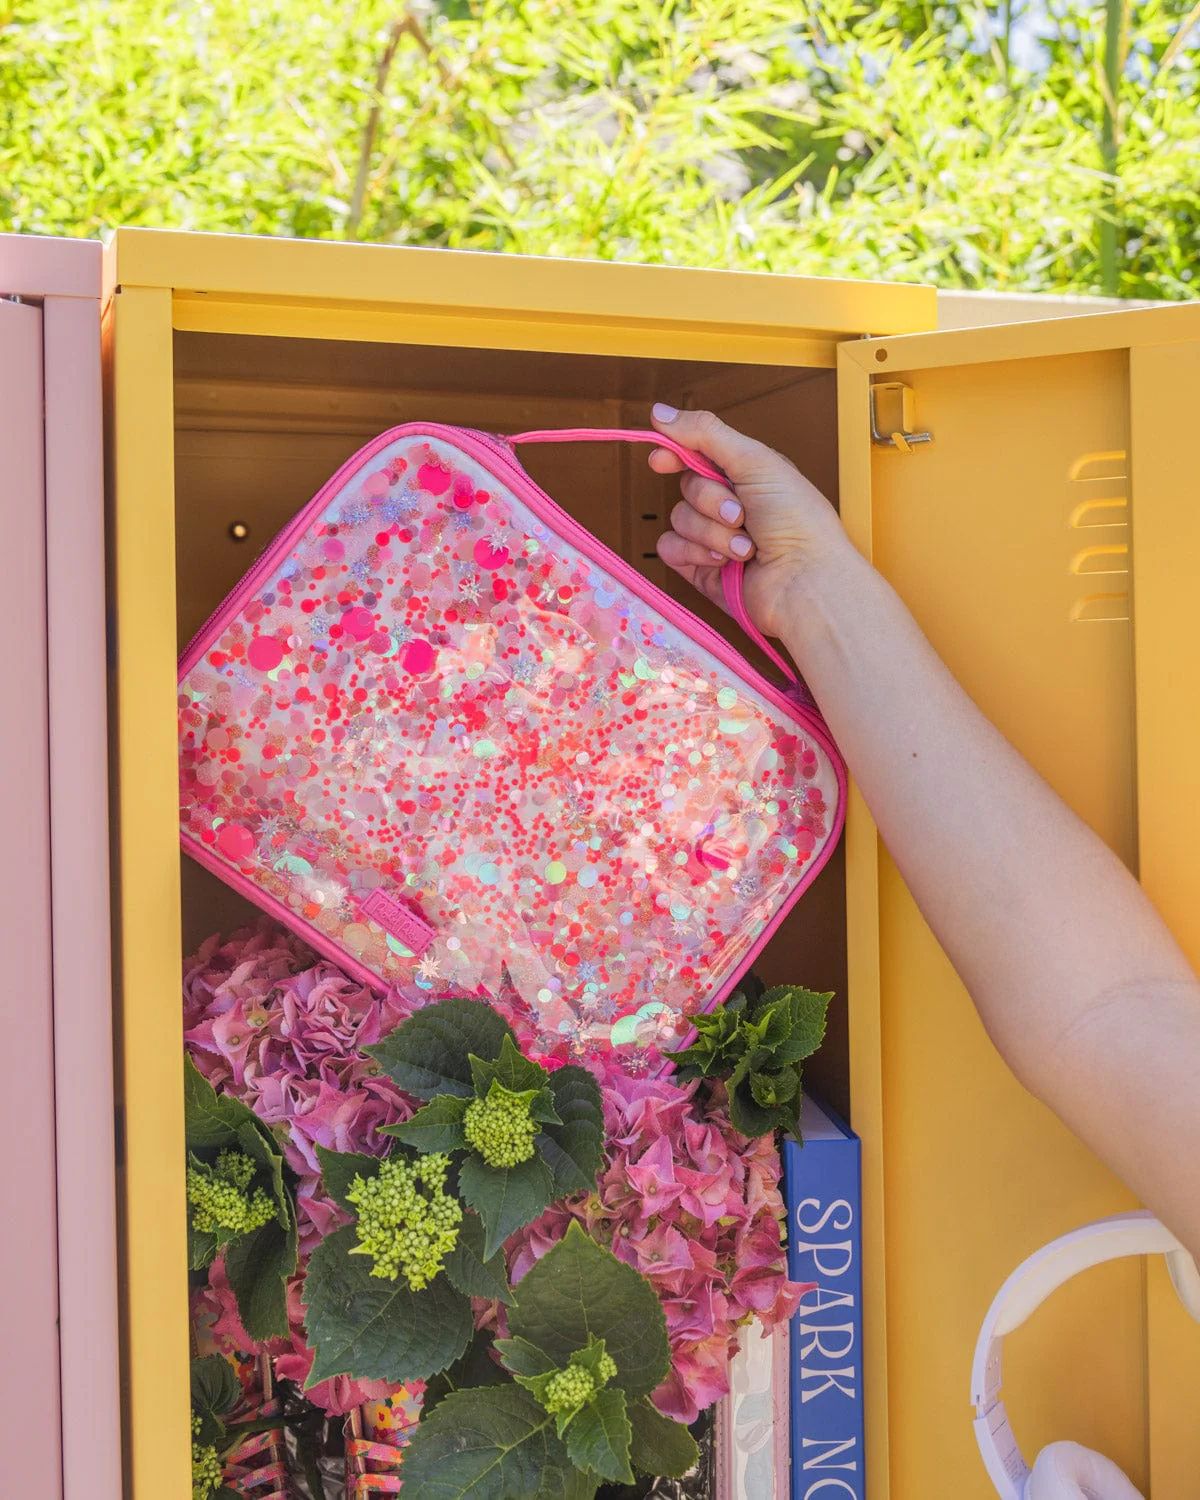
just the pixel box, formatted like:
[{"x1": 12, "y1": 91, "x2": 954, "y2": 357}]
[{"x1": 972, "y1": 1211, "x2": 1200, "y2": 1498}]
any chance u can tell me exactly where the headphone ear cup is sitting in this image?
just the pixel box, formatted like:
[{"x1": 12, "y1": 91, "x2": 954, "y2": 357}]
[{"x1": 1026, "y1": 1441, "x2": 1144, "y2": 1499}]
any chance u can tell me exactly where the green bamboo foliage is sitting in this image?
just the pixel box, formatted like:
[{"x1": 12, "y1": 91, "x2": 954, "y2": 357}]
[{"x1": 1, "y1": 0, "x2": 1197, "y2": 296}]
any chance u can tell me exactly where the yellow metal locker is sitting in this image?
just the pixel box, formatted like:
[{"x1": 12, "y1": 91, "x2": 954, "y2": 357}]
[{"x1": 103, "y1": 227, "x2": 1197, "y2": 1496}]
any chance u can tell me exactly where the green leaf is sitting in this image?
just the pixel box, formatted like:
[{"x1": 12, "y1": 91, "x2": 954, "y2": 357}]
[
  {"x1": 534, "y1": 1469, "x2": 597, "y2": 1500},
  {"x1": 422, "y1": 1332, "x2": 509, "y2": 1417},
  {"x1": 537, "y1": 1066, "x2": 604, "y2": 1196},
  {"x1": 762, "y1": 986, "x2": 832, "y2": 1064},
  {"x1": 223, "y1": 1213, "x2": 296, "y2": 1341},
  {"x1": 469, "y1": 1033, "x2": 550, "y2": 1099},
  {"x1": 366, "y1": 998, "x2": 516, "y2": 1100},
  {"x1": 188, "y1": 1222, "x2": 220, "y2": 1272},
  {"x1": 315, "y1": 1144, "x2": 382, "y2": 1215},
  {"x1": 727, "y1": 1080, "x2": 784, "y2": 1140},
  {"x1": 234, "y1": 1119, "x2": 291, "y2": 1227},
  {"x1": 400, "y1": 1385, "x2": 560, "y2": 1500},
  {"x1": 626, "y1": 1398, "x2": 700, "y2": 1479},
  {"x1": 384, "y1": 1094, "x2": 471, "y2": 1154},
  {"x1": 190, "y1": 1353, "x2": 240, "y2": 1446},
  {"x1": 303, "y1": 1225, "x2": 473, "y2": 1386},
  {"x1": 183, "y1": 1055, "x2": 265, "y2": 1150},
  {"x1": 749, "y1": 1066, "x2": 800, "y2": 1107},
  {"x1": 459, "y1": 1151, "x2": 554, "y2": 1259},
  {"x1": 444, "y1": 1212, "x2": 513, "y2": 1304},
  {"x1": 494, "y1": 1335, "x2": 557, "y2": 1379},
  {"x1": 506, "y1": 1222, "x2": 670, "y2": 1399},
  {"x1": 563, "y1": 1387, "x2": 633, "y2": 1485}
]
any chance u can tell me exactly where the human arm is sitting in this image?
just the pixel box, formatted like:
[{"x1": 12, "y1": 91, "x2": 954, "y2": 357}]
[{"x1": 647, "y1": 402, "x2": 1200, "y2": 1260}]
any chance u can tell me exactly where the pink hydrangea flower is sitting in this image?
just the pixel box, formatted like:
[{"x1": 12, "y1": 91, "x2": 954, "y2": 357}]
[
  {"x1": 183, "y1": 922, "x2": 416, "y2": 1251},
  {"x1": 508, "y1": 1055, "x2": 806, "y2": 1427}
]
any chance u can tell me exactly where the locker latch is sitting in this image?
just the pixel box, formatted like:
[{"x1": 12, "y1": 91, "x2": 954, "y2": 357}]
[{"x1": 869, "y1": 381, "x2": 933, "y2": 452}]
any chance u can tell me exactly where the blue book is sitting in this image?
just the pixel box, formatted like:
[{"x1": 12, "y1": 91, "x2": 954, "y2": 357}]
[{"x1": 783, "y1": 1095, "x2": 865, "y2": 1499}]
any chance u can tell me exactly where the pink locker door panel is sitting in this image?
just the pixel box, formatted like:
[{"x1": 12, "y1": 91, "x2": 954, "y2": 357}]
[
  {"x1": 0, "y1": 237, "x2": 120, "y2": 1499},
  {"x1": 0, "y1": 291, "x2": 59, "y2": 1500}
]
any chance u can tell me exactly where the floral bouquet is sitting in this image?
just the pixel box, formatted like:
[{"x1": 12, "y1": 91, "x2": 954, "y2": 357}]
[{"x1": 183, "y1": 922, "x2": 830, "y2": 1498}]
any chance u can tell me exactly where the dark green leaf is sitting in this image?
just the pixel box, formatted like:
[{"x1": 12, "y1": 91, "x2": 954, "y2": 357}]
[
  {"x1": 469, "y1": 1033, "x2": 549, "y2": 1098},
  {"x1": 749, "y1": 1066, "x2": 800, "y2": 1107},
  {"x1": 400, "y1": 1385, "x2": 558, "y2": 1499},
  {"x1": 224, "y1": 1212, "x2": 296, "y2": 1341},
  {"x1": 191, "y1": 1354, "x2": 240, "y2": 1421},
  {"x1": 727, "y1": 1080, "x2": 784, "y2": 1140},
  {"x1": 506, "y1": 1222, "x2": 670, "y2": 1398},
  {"x1": 315, "y1": 1144, "x2": 381, "y2": 1215},
  {"x1": 564, "y1": 1387, "x2": 633, "y2": 1485},
  {"x1": 384, "y1": 1094, "x2": 470, "y2": 1154},
  {"x1": 303, "y1": 1225, "x2": 472, "y2": 1386},
  {"x1": 444, "y1": 1212, "x2": 513, "y2": 1303},
  {"x1": 366, "y1": 998, "x2": 516, "y2": 1099},
  {"x1": 534, "y1": 1468, "x2": 598, "y2": 1500},
  {"x1": 422, "y1": 1331, "x2": 509, "y2": 1417},
  {"x1": 459, "y1": 1152, "x2": 554, "y2": 1259},
  {"x1": 538, "y1": 1066, "x2": 604, "y2": 1196},
  {"x1": 627, "y1": 1398, "x2": 701, "y2": 1479},
  {"x1": 184, "y1": 1055, "x2": 265, "y2": 1150},
  {"x1": 494, "y1": 1335, "x2": 557, "y2": 1378}
]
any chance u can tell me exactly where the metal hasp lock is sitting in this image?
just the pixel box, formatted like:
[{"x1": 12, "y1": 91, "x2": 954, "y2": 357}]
[{"x1": 869, "y1": 379, "x2": 933, "y2": 452}]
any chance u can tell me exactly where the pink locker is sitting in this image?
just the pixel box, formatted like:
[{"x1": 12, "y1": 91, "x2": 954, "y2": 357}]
[{"x1": 0, "y1": 236, "x2": 120, "y2": 1498}]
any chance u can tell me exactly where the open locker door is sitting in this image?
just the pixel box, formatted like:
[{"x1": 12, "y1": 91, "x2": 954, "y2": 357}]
[{"x1": 835, "y1": 303, "x2": 1200, "y2": 1498}]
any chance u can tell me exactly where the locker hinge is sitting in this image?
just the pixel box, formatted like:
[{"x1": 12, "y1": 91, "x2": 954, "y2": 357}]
[{"x1": 869, "y1": 381, "x2": 933, "y2": 452}]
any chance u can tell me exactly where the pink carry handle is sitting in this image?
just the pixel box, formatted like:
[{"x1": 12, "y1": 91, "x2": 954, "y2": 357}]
[{"x1": 508, "y1": 427, "x2": 800, "y2": 687}]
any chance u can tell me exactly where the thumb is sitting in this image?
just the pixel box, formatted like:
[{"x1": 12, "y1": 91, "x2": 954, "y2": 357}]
[{"x1": 650, "y1": 403, "x2": 778, "y2": 484}]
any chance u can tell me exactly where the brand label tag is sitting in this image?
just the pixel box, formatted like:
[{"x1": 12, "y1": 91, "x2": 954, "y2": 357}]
[{"x1": 359, "y1": 889, "x2": 436, "y2": 957}]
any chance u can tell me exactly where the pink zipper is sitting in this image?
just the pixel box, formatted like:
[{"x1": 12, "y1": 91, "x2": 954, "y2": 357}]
[{"x1": 180, "y1": 422, "x2": 842, "y2": 779}]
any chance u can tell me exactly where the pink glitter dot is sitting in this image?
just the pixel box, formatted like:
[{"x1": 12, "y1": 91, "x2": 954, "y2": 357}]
[
  {"x1": 400, "y1": 639, "x2": 436, "y2": 675},
  {"x1": 342, "y1": 607, "x2": 375, "y2": 641},
  {"x1": 323, "y1": 539, "x2": 345, "y2": 561},
  {"x1": 418, "y1": 463, "x2": 452, "y2": 496},
  {"x1": 247, "y1": 636, "x2": 284, "y2": 671},
  {"x1": 216, "y1": 823, "x2": 255, "y2": 860},
  {"x1": 474, "y1": 539, "x2": 510, "y2": 571}
]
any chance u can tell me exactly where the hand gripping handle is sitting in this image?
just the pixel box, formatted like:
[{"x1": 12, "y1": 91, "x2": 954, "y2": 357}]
[{"x1": 508, "y1": 427, "x2": 801, "y2": 687}]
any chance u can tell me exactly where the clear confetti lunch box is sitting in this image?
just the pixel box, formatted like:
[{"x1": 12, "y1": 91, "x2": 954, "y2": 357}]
[{"x1": 178, "y1": 425, "x2": 846, "y2": 1067}]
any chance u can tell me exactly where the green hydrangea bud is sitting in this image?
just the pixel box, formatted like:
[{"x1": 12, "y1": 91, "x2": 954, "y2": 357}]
[
  {"x1": 596, "y1": 1351, "x2": 617, "y2": 1384},
  {"x1": 542, "y1": 1364, "x2": 597, "y2": 1415},
  {"x1": 191, "y1": 1414, "x2": 223, "y2": 1500},
  {"x1": 347, "y1": 1152, "x2": 463, "y2": 1289},
  {"x1": 187, "y1": 1151, "x2": 275, "y2": 1238},
  {"x1": 463, "y1": 1083, "x2": 538, "y2": 1168},
  {"x1": 215, "y1": 1148, "x2": 255, "y2": 1191}
]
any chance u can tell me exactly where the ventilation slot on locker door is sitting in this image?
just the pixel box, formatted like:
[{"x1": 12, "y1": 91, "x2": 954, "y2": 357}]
[{"x1": 1067, "y1": 451, "x2": 1128, "y2": 624}]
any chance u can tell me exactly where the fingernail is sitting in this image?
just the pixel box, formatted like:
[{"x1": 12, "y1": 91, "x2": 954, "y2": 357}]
[
  {"x1": 652, "y1": 402, "x2": 679, "y2": 423},
  {"x1": 719, "y1": 498, "x2": 741, "y2": 524},
  {"x1": 709, "y1": 549, "x2": 724, "y2": 562},
  {"x1": 730, "y1": 535, "x2": 753, "y2": 558}
]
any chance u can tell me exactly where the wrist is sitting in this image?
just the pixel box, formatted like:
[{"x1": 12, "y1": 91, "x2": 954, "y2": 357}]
[{"x1": 777, "y1": 541, "x2": 875, "y2": 669}]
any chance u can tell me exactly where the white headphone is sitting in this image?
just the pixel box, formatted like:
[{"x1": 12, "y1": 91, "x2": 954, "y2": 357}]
[{"x1": 972, "y1": 1211, "x2": 1200, "y2": 1498}]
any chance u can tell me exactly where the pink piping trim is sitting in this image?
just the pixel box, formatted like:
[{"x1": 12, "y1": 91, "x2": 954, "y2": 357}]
[{"x1": 179, "y1": 423, "x2": 848, "y2": 1036}]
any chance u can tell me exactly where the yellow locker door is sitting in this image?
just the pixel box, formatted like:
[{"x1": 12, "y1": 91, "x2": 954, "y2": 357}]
[{"x1": 836, "y1": 304, "x2": 1200, "y2": 1498}]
